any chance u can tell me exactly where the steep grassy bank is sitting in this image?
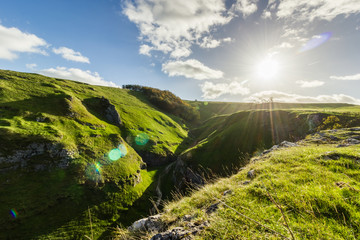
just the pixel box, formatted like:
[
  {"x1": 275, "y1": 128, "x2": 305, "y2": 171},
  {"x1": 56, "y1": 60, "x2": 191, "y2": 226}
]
[
  {"x1": 190, "y1": 101, "x2": 360, "y2": 122},
  {"x1": 0, "y1": 70, "x2": 189, "y2": 239},
  {"x1": 119, "y1": 127, "x2": 360, "y2": 239},
  {"x1": 168, "y1": 109, "x2": 360, "y2": 191}
]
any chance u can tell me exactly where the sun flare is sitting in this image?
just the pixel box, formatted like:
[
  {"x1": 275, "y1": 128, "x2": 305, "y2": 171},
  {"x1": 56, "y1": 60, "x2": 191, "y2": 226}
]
[{"x1": 256, "y1": 57, "x2": 279, "y2": 80}]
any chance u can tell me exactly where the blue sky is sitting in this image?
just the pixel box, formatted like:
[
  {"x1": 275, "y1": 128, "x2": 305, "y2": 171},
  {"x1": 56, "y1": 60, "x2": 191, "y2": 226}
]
[{"x1": 1, "y1": 0, "x2": 360, "y2": 103}]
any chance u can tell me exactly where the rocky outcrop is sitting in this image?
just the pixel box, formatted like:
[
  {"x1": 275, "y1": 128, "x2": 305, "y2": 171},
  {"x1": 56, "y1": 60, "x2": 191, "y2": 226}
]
[
  {"x1": 307, "y1": 113, "x2": 325, "y2": 131},
  {"x1": 261, "y1": 140, "x2": 298, "y2": 155},
  {"x1": 100, "y1": 97, "x2": 122, "y2": 126},
  {"x1": 128, "y1": 213, "x2": 209, "y2": 240},
  {"x1": 0, "y1": 142, "x2": 78, "y2": 172},
  {"x1": 171, "y1": 156, "x2": 205, "y2": 190},
  {"x1": 128, "y1": 214, "x2": 164, "y2": 232},
  {"x1": 336, "y1": 138, "x2": 360, "y2": 148},
  {"x1": 140, "y1": 151, "x2": 177, "y2": 167},
  {"x1": 151, "y1": 221, "x2": 209, "y2": 240}
]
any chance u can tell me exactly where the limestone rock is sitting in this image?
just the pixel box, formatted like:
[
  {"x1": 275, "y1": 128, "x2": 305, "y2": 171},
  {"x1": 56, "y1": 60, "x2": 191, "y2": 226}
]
[
  {"x1": 128, "y1": 214, "x2": 163, "y2": 232},
  {"x1": 100, "y1": 97, "x2": 122, "y2": 126}
]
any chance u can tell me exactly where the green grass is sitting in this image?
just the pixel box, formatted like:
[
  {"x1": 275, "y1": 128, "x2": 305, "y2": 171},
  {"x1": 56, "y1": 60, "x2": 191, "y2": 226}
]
[
  {"x1": 181, "y1": 110, "x2": 360, "y2": 176},
  {"x1": 0, "y1": 69, "x2": 189, "y2": 239},
  {"x1": 120, "y1": 127, "x2": 360, "y2": 239},
  {"x1": 189, "y1": 101, "x2": 360, "y2": 122},
  {"x1": 2, "y1": 69, "x2": 360, "y2": 239}
]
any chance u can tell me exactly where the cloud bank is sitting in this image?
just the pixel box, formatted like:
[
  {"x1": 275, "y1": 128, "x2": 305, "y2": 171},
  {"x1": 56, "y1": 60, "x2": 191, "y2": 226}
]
[
  {"x1": 162, "y1": 59, "x2": 223, "y2": 80},
  {"x1": 53, "y1": 47, "x2": 90, "y2": 63},
  {"x1": 40, "y1": 67, "x2": 117, "y2": 87},
  {"x1": 296, "y1": 80, "x2": 325, "y2": 88},
  {"x1": 246, "y1": 90, "x2": 360, "y2": 104},
  {"x1": 0, "y1": 24, "x2": 47, "y2": 60},
  {"x1": 201, "y1": 81, "x2": 250, "y2": 99},
  {"x1": 123, "y1": 0, "x2": 250, "y2": 58},
  {"x1": 330, "y1": 73, "x2": 360, "y2": 81}
]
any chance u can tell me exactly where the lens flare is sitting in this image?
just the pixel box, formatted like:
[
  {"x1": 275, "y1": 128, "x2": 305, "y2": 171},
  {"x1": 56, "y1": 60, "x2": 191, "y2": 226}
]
[
  {"x1": 300, "y1": 32, "x2": 332, "y2": 52},
  {"x1": 118, "y1": 144, "x2": 128, "y2": 157},
  {"x1": 85, "y1": 162, "x2": 103, "y2": 182},
  {"x1": 10, "y1": 209, "x2": 18, "y2": 219},
  {"x1": 109, "y1": 148, "x2": 122, "y2": 161},
  {"x1": 135, "y1": 133, "x2": 149, "y2": 146}
]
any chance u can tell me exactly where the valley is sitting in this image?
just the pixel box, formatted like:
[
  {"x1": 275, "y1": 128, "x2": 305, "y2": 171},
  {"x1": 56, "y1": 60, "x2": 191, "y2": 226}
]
[{"x1": 1, "y1": 70, "x2": 360, "y2": 239}]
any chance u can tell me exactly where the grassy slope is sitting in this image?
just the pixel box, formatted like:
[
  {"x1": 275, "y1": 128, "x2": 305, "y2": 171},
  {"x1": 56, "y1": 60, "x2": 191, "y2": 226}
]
[
  {"x1": 121, "y1": 127, "x2": 360, "y2": 239},
  {"x1": 182, "y1": 109, "x2": 360, "y2": 175},
  {"x1": 190, "y1": 101, "x2": 360, "y2": 122},
  {"x1": 0, "y1": 70, "x2": 188, "y2": 239}
]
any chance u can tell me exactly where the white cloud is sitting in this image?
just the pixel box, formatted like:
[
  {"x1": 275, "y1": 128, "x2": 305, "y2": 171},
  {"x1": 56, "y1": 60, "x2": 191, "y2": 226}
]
[
  {"x1": 222, "y1": 37, "x2": 233, "y2": 43},
  {"x1": 296, "y1": 80, "x2": 325, "y2": 88},
  {"x1": 245, "y1": 90, "x2": 360, "y2": 104},
  {"x1": 39, "y1": 67, "x2": 117, "y2": 87},
  {"x1": 123, "y1": 0, "x2": 234, "y2": 58},
  {"x1": 277, "y1": 0, "x2": 360, "y2": 22},
  {"x1": 199, "y1": 37, "x2": 233, "y2": 49},
  {"x1": 201, "y1": 81, "x2": 250, "y2": 99},
  {"x1": 261, "y1": 10, "x2": 272, "y2": 19},
  {"x1": 26, "y1": 63, "x2": 37, "y2": 70},
  {"x1": 231, "y1": 0, "x2": 259, "y2": 18},
  {"x1": 330, "y1": 73, "x2": 360, "y2": 81},
  {"x1": 162, "y1": 59, "x2": 223, "y2": 80},
  {"x1": 139, "y1": 44, "x2": 153, "y2": 56},
  {"x1": 199, "y1": 37, "x2": 221, "y2": 49},
  {"x1": 277, "y1": 42, "x2": 294, "y2": 49},
  {"x1": 0, "y1": 24, "x2": 47, "y2": 60},
  {"x1": 53, "y1": 47, "x2": 90, "y2": 63}
]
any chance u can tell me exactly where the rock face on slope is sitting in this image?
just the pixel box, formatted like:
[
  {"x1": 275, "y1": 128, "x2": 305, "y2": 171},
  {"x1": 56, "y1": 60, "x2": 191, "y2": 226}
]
[
  {"x1": 0, "y1": 142, "x2": 78, "y2": 172},
  {"x1": 100, "y1": 97, "x2": 122, "y2": 126}
]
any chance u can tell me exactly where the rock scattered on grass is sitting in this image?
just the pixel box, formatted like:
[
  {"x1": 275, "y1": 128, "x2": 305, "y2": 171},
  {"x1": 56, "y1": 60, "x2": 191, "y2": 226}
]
[
  {"x1": 336, "y1": 138, "x2": 360, "y2": 148},
  {"x1": 128, "y1": 214, "x2": 163, "y2": 232},
  {"x1": 247, "y1": 170, "x2": 255, "y2": 179},
  {"x1": 151, "y1": 221, "x2": 209, "y2": 240},
  {"x1": 206, "y1": 202, "x2": 220, "y2": 214}
]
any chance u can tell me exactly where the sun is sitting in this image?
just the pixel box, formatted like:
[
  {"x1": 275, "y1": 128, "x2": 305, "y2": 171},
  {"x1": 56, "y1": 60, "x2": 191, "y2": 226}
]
[{"x1": 256, "y1": 57, "x2": 280, "y2": 80}]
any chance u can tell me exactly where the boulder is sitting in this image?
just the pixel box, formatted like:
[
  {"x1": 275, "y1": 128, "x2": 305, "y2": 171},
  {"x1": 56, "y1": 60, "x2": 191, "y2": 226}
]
[
  {"x1": 128, "y1": 214, "x2": 163, "y2": 232},
  {"x1": 151, "y1": 221, "x2": 209, "y2": 240},
  {"x1": 100, "y1": 97, "x2": 122, "y2": 126}
]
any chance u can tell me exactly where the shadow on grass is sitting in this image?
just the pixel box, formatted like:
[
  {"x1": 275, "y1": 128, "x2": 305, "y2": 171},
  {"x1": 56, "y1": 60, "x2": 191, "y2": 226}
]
[{"x1": 0, "y1": 93, "x2": 71, "y2": 118}]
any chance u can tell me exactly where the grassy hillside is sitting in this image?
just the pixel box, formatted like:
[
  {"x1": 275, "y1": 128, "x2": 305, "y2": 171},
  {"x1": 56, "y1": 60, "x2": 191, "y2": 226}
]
[
  {"x1": 2, "y1": 69, "x2": 360, "y2": 239},
  {"x1": 176, "y1": 110, "x2": 360, "y2": 181},
  {"x1": 119, "y1": 127, "x2": 360, "y2": 239},
  {"x1": 0, "y1": 70, "x2": 189, "y2": 239},
  {"x1": 190, "y1": 101, "x2": 360, "y2": 122}
]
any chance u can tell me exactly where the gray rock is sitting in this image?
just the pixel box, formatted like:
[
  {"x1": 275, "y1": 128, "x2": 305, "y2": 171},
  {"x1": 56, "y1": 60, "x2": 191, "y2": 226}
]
[
  {"x1": 151, "y1": 221, "x2": 209, "y2": 240},
  {"x1": 223, "y1": 190, "x2": 233, "y2": 196},
  {"x1": 242, "y1": 180, "x2": 251, "y2": 185},
  {"x1": 182, "y1": 215, "x2": 194, "y2": 222},
  {"x1": 206, "y1": 202, "x2": 220, "y2": 214},
  {"x1": 329, "y1": 135, "x2": 340, "y2": 141},
  {"x1": 336, "y1": 138, "x2": 360, "y2": 148},
  {"x1": 128, "y1": 214, "x2": 163, "y2": 232},
  {"x1": 151, "y1": 227, "x2": 192, "y2": 240},
  {"x1": 247, "y1": 170, "x2": 255, "y2": 179},
  {"x1": 279, "y1": 141, "x2": 298, "y2": 147},
  {"x1": 100, "y1": 97, "x2": 122, "y2": 126},
  {"x1": 322, "y1": 151, "x2": 340, "y2": 160},
  {"x1": 0, "y1": 142, "x2": 78, "y2": 172}
]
